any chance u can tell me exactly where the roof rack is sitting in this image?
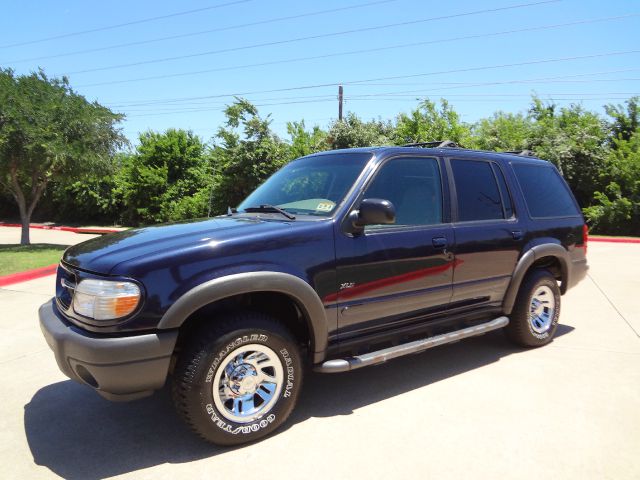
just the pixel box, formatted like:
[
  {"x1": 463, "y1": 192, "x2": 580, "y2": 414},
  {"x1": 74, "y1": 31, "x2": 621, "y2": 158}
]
[
  {"x1": 505, "y1": 149, "x2": 537, "y2": 157},
  {"x1": 402, "y1": 140, "x2": 459, "y2": 149}
]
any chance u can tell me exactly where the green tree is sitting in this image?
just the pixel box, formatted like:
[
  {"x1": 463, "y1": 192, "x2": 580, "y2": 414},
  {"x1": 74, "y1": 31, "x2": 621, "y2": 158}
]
[
  {"x1": 42, "y1": 152, "x2": 133, "y2": 225},
  {"x1": 286, "y1": 120, "x2": 328, "y2": 158},
  {"x1": 0, "y1": 68, "x2": 124, "y2": 244},
  {"x1": 528, "y1": 97, "x2": 608, "y2": 207},
  {"x1": 210, "y1": 99, "x2": 290, "y2": 213},
  {"x1": 584, "y1": 132, "x2": 640, "y2": 235},
  {"x1": 326, "y1": 113, "x2": 393, "y2": 149},
  {"x1": 472, "y1": 111, "x2": 533, "y2": 151},
  {"x1": 393, "y1": 99, "x2": 471, "y2": 146},
  {"x1": 605, "y1": 97, "x2": 639, "y2": 143},
  {"x1": 123, "y1": 129, "x2": 210, "y2": 225}
]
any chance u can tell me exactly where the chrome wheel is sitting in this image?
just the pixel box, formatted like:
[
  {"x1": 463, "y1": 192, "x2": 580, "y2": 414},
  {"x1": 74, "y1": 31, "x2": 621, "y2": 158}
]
[
  {"x1": 529, "y1": 285, "x2": 555, "y2": 334},
  {"x1": 212, "y1": 344, "x2": 284, "y2": 424}
]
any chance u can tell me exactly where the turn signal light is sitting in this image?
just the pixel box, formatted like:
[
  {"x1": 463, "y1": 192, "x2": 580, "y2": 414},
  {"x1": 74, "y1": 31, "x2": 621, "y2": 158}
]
[{"x1": 73, "y1": 279, "x2": 141, "y2": 320}]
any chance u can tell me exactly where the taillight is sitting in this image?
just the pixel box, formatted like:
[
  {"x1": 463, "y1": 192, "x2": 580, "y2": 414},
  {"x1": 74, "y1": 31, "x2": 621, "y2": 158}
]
[{"x1": 582, "y1": 224, "x2": 589, "y2": 255}]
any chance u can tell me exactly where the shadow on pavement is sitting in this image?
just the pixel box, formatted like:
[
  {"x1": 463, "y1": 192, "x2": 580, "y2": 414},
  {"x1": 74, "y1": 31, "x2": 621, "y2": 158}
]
[{"x1": 25, "y1": 325, "x2": 574, "y2": 479}]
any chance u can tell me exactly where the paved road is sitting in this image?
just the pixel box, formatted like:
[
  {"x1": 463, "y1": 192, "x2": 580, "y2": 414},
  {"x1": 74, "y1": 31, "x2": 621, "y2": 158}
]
[
  {"x1": 0, "y1": 226, "x2": 99, "y2": 247},
  {"x1": 0, "y1": 231, "x2": 638, "y2": 480}
]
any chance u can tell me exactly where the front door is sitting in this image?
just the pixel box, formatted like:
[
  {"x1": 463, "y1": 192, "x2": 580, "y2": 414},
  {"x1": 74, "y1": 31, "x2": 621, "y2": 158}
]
[{"x1": 333, "y1": 156, "x2": 455, "y2": 340}]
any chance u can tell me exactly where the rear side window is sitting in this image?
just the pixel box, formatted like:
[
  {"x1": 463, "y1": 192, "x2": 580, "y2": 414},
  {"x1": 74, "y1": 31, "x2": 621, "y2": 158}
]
[
  {"x1": 451, "y1": 159, "x2": 504, "y2": 221},
  {"x1": 492, "y1": 163, "x2": 514, "y2": 218},
  {"x1": 513, "y1": 164, "x2": 580, "y2": 218}
]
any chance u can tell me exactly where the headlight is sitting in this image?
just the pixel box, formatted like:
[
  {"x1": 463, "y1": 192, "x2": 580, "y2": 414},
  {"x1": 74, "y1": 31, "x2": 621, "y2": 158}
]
[{"x1": 73, "y1": 279, "x2": 141, "y2": 320}]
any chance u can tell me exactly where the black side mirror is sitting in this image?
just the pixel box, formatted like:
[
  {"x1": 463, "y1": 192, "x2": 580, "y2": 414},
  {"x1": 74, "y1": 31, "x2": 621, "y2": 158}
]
[{"x1": 348, "y1": 198, "x2": 396, "y2": 232}]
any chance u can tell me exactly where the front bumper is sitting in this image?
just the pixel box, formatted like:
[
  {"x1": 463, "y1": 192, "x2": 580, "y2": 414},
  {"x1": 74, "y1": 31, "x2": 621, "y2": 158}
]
[{"x1": 39, "y1": 299, "x2": 178, "y2": 401}]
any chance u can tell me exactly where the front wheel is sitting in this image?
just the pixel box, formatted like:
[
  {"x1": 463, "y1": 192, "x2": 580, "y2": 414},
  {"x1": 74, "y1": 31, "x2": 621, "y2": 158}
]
[
  {"x1": 172, "y1": 312, "x2": 303, "y2": 446},
  {"x1": 506, "y1": 269, "x2": 561, "y2": 347}
]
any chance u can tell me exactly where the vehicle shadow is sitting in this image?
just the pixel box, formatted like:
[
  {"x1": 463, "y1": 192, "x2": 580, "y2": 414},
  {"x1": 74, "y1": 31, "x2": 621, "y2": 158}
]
[{"x1": 24, "y1": 325, "x2": 573, "y2": 479}]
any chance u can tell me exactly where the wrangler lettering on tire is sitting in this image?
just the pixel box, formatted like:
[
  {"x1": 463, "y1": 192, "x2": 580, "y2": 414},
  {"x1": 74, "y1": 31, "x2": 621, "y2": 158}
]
[{"x1": 172, "y1": 312, "x2": 302, "y2": 446}]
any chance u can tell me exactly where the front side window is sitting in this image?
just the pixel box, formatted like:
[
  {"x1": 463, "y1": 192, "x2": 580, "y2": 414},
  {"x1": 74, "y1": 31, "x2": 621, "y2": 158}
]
[
  {"x1": 451, "y1": 159, "x2": 504, "y2": 222},
  {"x1": 238, "y1": 152, "x2": 372, "y2": 216},
  {"x1": 363, "y1": 157, "x2": 443, "y2": 227}
]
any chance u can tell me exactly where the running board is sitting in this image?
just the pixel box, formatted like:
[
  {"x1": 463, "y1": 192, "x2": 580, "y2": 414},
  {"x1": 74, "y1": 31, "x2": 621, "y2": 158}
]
[{"x1": 314, "y1": 316, "x2": 509, "y2": 373}]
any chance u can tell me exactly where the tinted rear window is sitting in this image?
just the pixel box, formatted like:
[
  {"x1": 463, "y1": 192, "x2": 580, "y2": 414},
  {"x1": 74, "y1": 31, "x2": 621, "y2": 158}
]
[
  {"x1": 451, "y1": 159, "x2": 504, "y2": 221},
  {"x1": 513, "y1": 164, "x2": 580, "y2": 218}
]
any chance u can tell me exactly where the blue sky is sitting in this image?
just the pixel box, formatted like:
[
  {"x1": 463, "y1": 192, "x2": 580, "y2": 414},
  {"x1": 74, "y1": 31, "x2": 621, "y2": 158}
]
[{"x1": 1, "y1": 0, "x2": 639, "y2": 144}]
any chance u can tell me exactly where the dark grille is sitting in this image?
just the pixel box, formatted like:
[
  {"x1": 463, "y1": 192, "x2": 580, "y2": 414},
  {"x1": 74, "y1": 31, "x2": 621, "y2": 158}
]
[{"x1": 56, "y1": 263, "x2": 76, "y2": 310}]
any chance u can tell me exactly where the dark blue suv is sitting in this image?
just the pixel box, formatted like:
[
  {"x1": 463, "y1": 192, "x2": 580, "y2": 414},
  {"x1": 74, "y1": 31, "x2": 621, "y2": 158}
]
[{"x1": 39, "y1": 143, "x2": 588, "y2": 445}]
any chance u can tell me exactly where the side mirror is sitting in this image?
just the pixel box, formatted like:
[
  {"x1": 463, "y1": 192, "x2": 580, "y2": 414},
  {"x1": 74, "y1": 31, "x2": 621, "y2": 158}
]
[{"x1": 348, "y1": 198, "x2": 396, "y2": 232}]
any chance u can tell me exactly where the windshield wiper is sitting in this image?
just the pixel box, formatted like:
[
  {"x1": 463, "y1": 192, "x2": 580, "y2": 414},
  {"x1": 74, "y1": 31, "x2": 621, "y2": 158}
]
[{"x1": 243, "y1": 204, "x2": 296, "y2": 220}]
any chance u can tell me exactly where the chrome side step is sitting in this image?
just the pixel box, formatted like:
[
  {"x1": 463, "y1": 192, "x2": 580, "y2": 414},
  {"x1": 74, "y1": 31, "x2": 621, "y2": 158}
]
[{"x1": 314, "y1": 316, "x2": 509, "y2": 373}]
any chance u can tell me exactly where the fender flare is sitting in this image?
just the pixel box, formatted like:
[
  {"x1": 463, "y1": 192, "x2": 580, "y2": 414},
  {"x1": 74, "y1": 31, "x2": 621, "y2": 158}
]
[
  {"x1": 502, "y1": 244, "x2": 570, "y2": 315},
  {"x1": 157, "y1": 271, "x2": 328, "y2": 361}
]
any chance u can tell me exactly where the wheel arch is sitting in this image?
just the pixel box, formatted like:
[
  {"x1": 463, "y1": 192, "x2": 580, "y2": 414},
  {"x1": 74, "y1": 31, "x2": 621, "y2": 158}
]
[
  {"x1": 503, "y1": 244, "x2": 570, "y2": 315},
  {"x1": 158, "y1": 272, "x2": 328, "y2": 363}
]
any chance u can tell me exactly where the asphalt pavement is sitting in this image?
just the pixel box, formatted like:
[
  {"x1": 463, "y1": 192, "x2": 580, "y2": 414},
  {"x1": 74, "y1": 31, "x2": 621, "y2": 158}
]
[{"x1": 0, "y1": 227, "x2": 638, "y2": 480}]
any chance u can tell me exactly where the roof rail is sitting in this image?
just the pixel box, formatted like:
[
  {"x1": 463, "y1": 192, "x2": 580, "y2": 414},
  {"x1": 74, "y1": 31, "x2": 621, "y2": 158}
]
[
  {"x1": 505, "y1": 149, "x2": 537, "y2": 157},
  {"x1": 402, "y1": 140, "x2": 459, "y2": 149}
]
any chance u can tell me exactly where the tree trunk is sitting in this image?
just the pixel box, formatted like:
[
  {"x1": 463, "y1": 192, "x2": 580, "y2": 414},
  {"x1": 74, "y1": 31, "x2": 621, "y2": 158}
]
[
  {"x1": 16, "y1": 196, "x2": 30, "y2": 245},
  {"x1": 8, "y1": 162, "x2": 46, "y2": 246},
  {"x1": 20, "y1": 213, "x2": 31, "y2": 245}
]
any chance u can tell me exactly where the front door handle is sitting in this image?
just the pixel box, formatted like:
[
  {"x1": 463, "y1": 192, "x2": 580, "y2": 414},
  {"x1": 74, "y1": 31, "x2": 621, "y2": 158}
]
[
  {"x1": 432, "y1": 236, "x2": 448, "y2": 249},
  {"x1": 511, "y1": 230, "x2": 523, "y2": 241}
]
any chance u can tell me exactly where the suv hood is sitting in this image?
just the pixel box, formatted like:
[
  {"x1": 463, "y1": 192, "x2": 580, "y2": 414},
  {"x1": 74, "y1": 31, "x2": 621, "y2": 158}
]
[{"x1": 63, "y1": 216, "x2": 307, "y2": 275}]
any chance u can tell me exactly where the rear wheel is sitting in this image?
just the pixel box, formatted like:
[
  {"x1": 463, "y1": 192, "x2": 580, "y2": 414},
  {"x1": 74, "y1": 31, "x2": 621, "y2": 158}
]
[
  {"x1": 506, "y1": 269, "x2": 561, "y2": 347},
  {"x1": 172, "y1": 312, "x2": 303, "y2": 446}
]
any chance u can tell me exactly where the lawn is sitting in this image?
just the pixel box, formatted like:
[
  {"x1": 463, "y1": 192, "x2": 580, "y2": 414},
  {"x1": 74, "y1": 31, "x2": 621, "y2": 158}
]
[{"x1": 0, "y1": 244, "x2": 68, "y2": 276}]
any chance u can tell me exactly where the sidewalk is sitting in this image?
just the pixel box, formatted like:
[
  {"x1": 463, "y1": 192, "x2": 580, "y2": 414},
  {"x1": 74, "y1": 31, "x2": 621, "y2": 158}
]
[{"x1": 0, "y1": 225, "x2": 102, "y2": 247}]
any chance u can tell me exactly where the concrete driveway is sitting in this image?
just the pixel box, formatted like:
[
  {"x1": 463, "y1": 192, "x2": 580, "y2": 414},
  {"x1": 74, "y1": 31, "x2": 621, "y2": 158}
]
[{"x1": 1, "y1": 231, "x2": 638, "y2": 480}]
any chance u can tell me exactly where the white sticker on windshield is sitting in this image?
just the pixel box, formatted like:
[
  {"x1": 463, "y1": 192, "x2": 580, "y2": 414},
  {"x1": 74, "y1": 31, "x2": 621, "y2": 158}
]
[{"x1": 316, "y1": 202, "x2": 335, "y2": 212}]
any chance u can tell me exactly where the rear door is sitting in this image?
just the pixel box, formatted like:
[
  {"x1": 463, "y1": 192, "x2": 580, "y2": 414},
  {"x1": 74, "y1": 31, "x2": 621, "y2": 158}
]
[
  {"x1": 333, "y1": 156, "x2": 455, "y2": 339},
  {"x1": 447, "y1": 157, "x2": 524, "y2": 307}
]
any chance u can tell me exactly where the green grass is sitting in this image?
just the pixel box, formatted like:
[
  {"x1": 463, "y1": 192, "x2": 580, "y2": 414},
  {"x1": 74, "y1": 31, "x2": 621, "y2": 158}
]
[{"x1": 0, "y1": 244, "x2": 68, "y2": 276}]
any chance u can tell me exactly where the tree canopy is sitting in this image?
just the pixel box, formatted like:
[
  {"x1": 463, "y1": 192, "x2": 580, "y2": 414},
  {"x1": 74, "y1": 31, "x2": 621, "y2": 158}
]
[
  {"x1": 1, "y1": 73, "x2": 639, "y2": 237},
  {"x1": 0, "y1": 68, "x2": 124, "y2": 243}
]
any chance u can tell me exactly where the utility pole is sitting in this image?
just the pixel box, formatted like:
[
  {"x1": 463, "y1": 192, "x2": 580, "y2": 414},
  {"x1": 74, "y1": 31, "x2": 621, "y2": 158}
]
[{"x1": 338, "y1": 84, "x2": 343, "y2": 121}]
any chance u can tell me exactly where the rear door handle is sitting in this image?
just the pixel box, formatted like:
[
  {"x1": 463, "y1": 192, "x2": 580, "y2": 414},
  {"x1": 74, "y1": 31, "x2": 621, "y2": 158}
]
[
  {"x1": 432, "y1": 236, "x2": 448, "y2": 248},
  {"x1": 511, "y1": 230, "x2": 523, "y2": 241}
]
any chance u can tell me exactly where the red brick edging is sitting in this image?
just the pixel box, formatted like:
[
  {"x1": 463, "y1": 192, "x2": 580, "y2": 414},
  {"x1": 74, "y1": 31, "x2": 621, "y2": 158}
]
[
  {"x1": 0, "y1": 223, "x2": 120, "y2": 234},
  {"x1": 590, "y1": 237, "x2": 640, "y2": 244},
  {"x1": 0, "y1": 264, "x2": 58, "y2": 287}
]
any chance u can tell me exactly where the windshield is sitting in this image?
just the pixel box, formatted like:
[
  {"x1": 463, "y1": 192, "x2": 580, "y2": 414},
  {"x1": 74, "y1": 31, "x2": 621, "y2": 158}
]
[{"x1": 238, "y1": 152, "x2": 372, "y2": 216}]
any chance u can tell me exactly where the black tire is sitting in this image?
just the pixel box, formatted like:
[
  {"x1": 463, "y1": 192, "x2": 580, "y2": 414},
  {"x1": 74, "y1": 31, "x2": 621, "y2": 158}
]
[
  {"x1": 172, "y1": 311, "x2": 303, "y2": 446},
  {"x1": 505, "y1": 269, "x2": 561, "y2": 348}
]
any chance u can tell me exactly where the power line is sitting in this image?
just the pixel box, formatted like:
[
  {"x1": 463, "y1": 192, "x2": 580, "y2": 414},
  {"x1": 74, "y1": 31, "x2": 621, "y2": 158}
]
[
  {"x1": 104, "y1": 50, "x2": 640, "y2": 108},
  {"x1": 116, "y1": 80, "x2": 640, "y2": 111},
  {"x1": 121, "y1": 91, "x2": 640, "y2": 113},
  {"x1": 123, "y1": 94, "x2": 639, "y2": 117},
  {"x1": 3, "y1": 0, "x2": 398, "y2": 64},
  {"x1": 108, "y1": 71, "x2": 640, "y2": 108},
  {"x1": 0, "y1": 1, "x2": 254, "y2": 50},
  {"x1": 74, "y1": 13, "x2": 639, "y2": 88},
  {"x1": 61, "y1": 0, "x2": 561, "y2": 75},
  {"x1": 359, "y1": 70, "x2": 640, "y2": 94},
  {"x1": 348, "y1": 96, "x2": 636, "y2": 103}
]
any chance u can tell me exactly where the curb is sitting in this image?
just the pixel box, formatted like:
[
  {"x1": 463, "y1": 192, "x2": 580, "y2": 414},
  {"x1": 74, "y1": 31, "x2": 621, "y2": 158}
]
[
  {"x1": 0, "y1": 264, "x2": 58, "y2": 287},
  {"x1": 590, "y1": 237, "x2": 640, "y2": 244},
  {"x1": 0, "y1": 223, "x2": 120, "y2": 234}
]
